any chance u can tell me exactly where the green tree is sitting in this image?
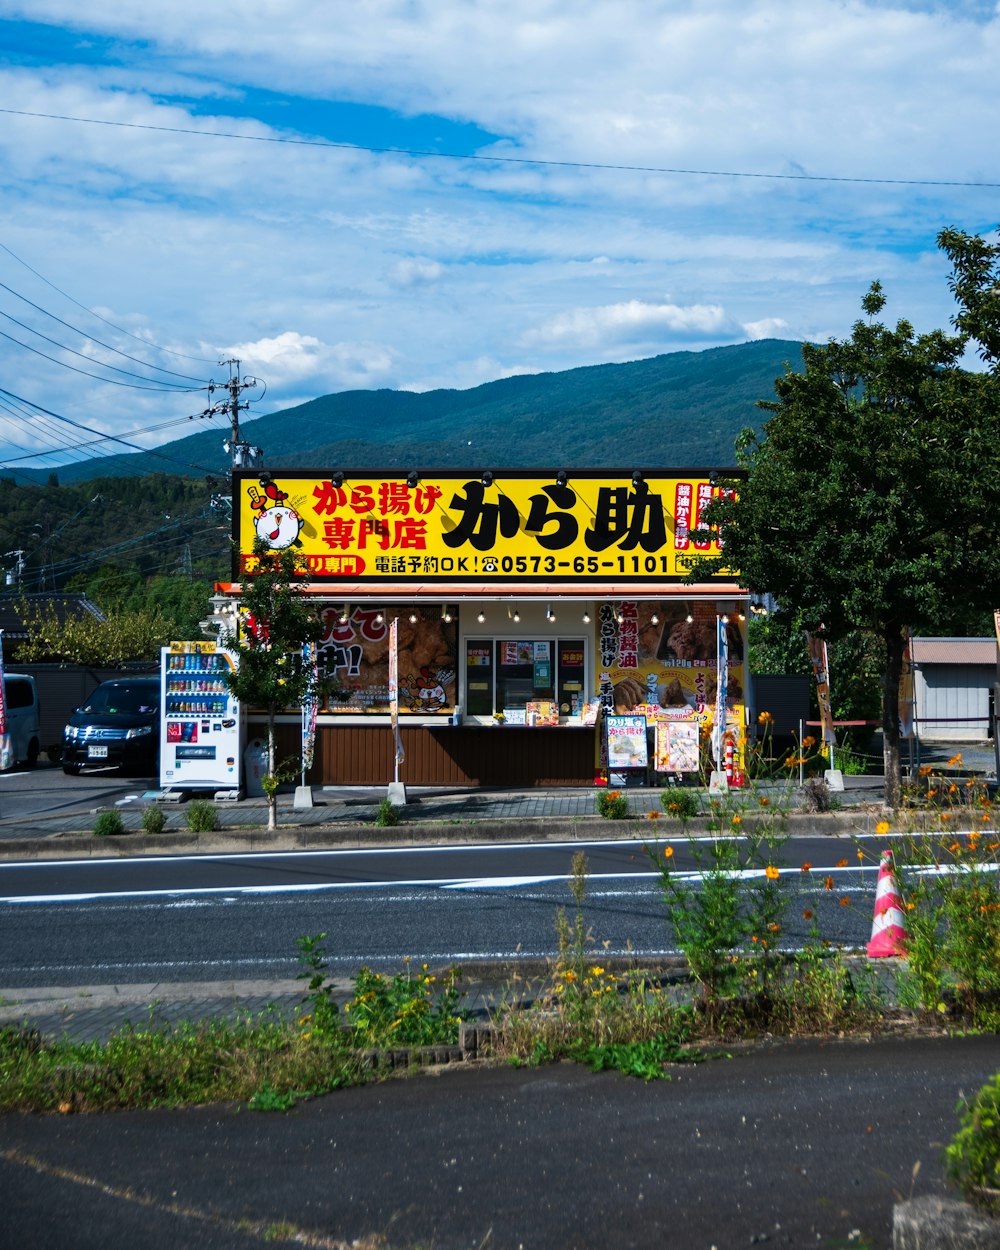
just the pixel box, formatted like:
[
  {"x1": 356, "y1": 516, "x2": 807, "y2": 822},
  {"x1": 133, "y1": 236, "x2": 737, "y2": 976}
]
[
  {"x1": 16, "y1": 599, "x2": 173, "y2": 666},
  {"x1": 693, "y1": 261, "x2": 1000, "y2": 807},
  {"x1": 220, "y1": 540, "x2": 322, "y2": 831}
]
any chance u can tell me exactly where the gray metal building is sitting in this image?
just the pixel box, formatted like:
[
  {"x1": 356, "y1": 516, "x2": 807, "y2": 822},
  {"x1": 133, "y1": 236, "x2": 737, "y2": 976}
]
[{"x1": 912, "y1": 637, "x2": 995, "y2": 742}]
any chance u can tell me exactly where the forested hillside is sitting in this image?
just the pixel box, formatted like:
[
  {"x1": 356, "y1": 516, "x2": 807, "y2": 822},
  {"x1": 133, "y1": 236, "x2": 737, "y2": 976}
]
[
  {"x1": 2, "y1": 339, "x2": 805, "y2": 599},
  {"x1": 21, "y1": 339, "x2": 805, "y2": 485}
]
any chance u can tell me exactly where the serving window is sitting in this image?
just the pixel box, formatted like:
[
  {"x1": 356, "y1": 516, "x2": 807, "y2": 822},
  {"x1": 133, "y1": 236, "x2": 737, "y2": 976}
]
[{"x1": 464, "y1": 638, "x2": 587, "y2": 719}]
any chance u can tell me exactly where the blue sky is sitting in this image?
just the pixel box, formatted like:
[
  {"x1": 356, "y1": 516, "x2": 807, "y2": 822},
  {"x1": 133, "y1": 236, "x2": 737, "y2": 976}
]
[{"x1": 0, "y1": 0, "x2": 997, "y2": 477}]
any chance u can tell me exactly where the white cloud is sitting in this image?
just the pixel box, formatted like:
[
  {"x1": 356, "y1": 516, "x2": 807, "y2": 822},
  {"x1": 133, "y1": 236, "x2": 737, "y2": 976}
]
[
  {"x1": 523, "y1": 300, "x2": 741, "y2": 350},
  {"x1": 222, "y1": 332, "x2": 395, "y2": 390},
  {"x1": 391, "y1": 258, "x2": 444, "y2": 286},
  {"x1": 0, "y1": 0, "x2": 998, "y2": 465}
]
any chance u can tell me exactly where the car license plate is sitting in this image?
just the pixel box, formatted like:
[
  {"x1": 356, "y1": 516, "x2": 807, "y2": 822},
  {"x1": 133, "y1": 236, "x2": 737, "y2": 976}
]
[{"x1": 88, "y1": 745, "x2": 108, "y2": 759}]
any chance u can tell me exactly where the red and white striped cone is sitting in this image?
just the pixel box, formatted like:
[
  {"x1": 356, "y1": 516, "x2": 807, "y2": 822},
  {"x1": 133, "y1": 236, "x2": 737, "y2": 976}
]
[{"x1": 867, "y1": 848, "x2": 909, "y2": 958}]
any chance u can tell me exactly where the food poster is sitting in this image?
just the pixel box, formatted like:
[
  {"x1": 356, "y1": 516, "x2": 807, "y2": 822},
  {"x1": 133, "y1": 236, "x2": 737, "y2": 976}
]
[
  {"x1": 597, "y1": 601, "x2": 746, "y2": 771},
  {"x1": 606, "y1": 714, "x2": 649, "y2": 769},
  {"x1": 317, "y1": 604, "x2": 457, "y2": 714},
  {"x1": 654, "y1": 721, "x2": 700, "y2": 773}
]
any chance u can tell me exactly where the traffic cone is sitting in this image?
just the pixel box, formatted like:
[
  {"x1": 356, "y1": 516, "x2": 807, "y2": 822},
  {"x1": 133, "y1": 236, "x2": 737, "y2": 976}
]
[{"x1": 867, "y1": 847, "x2": 909, "y2": 958}]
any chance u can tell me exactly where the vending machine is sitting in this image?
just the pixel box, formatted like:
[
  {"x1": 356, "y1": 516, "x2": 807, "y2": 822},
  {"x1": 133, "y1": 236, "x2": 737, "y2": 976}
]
[{"x1": 159, "y1": 641, "x2": 242, "y2": 793}]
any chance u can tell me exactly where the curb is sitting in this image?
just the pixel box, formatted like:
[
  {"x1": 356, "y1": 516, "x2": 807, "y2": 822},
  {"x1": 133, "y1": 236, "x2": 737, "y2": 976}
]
[
  {"x1": 894, "y1": 1195, "x2": 1000, "y2": 1248},
  {"x1": 0, "y1": 810, "x2": 881, "y2": 860}
]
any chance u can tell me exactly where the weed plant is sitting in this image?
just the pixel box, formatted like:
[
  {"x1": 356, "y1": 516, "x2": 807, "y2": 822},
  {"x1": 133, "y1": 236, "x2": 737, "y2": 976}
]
[
  {"x1": 596, "y1": 788, "x2": 630, "y2": 819},
  {"x1": 887, "y1": 790, "x2": 1000, "y2": 1026},
  {"x1": 374, "y1": 798, "x2": 400, "y2": 827},
  {"x1": 141, "y1": 805, "x2": 166, "y2": 835},
  {"x1": 185, "y1": 800, "x2": 219, "y2": 833},
  {"x1": 946, "y1": 1071, "x2": 1000, "y2": 1212},
  {"x1": 92, "y1": 809, "x2": 126, "y2": 837}
]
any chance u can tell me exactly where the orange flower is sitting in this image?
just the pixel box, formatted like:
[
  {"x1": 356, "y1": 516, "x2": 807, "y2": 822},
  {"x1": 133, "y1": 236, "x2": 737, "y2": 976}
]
[
  {"x1": 839, "y1": 896, "x2": 851, "y2": 907},
  {"x1": 802, "y1": 909, "x2": 813, "y2": 920},
  {"x1": 802, "y1": 735, "x2": 816, "y2": 749},
  {"x1": 824, "y1": 876, "x2": 834, "y2": 890},
  {"x1": 800, "y1": 862, "x2": 812, "y2": 873},
  {"x1": 765, "y1": 865, "x2": 780, "y2": 880},
  {"x1": 758, "y1": 711, "x2": 773, "y2": 725},
  {"x1": 918, "y1": 764, "x2": 933, "y2": 777},
  {"x1": 767, "y1": 922, "x2": 780, "y2": 932},
  {"x1": 947, "y1": 754, "x2": 963, "y2": 767},
  {"x1": 647, "y1": 810, "x2": 661, "y2": 820},
  {"x1": 836, "y1": 858, "x2": 849, "y2": 868},
  {"x1": 928, "y1": 789, "x2": 938, "y2": 799},
  {"x1": 731, "y1": 814, "x2": 743, "y2": 825},
  {"x1": 758, "y1": 796, "x2": 770, "y2": 808}
]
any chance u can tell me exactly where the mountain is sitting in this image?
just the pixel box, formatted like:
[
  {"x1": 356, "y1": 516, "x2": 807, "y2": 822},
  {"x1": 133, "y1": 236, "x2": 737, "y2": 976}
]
[{"x1": 24, "y1": 339, "x2": 805, "y2": 485}]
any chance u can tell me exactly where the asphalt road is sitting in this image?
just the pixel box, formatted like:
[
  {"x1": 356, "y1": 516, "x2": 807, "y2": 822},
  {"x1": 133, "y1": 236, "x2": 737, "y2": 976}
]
[
  {"x1": 3, "y1": 1034, "x2": 997, "y2": 1250},
  {"x1": 0, "y1": 837, "x2": 882, "y2": 987}
]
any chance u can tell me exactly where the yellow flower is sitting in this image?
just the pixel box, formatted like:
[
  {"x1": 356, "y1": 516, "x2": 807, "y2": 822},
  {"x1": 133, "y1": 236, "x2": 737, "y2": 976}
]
[
  {"x1": 875, "y1": 820, "x2": 890, "y2": 836},
  {"x1": 765, "y1": 865, "x2": 780, "y2": 880},
  {"x1": 589, "y1": 966, "x2": 605, "y2": 977},
  {"x1": 758, "y1": 710, "x2": 773, "y2": 725},
  {"x1": 664, "y1": 846, "x2": 674, "y2": 859}
]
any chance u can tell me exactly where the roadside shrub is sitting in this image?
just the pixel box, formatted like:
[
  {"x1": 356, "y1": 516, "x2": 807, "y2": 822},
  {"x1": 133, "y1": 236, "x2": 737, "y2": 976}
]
[
  {"x1": 92, "y1": 809, "x2": 126, "y2": 837},
  {"x1": 660, "y1": 786, "x2": 701, "y2": 819},
  {"x1": 946, "y1": 1071, "x2": 1000, "y2": 1212},
  {"x1": 141, "y1": 805, "x2": 166, "y2": 835},
  {"x1": 374, "y1": 798, "x2": 400, "y2": 827},
  {"x1": 596, "y1": 789, "x2": 630, "y2": 819},
  {"x1": 185, "y1": 801, "x2": 219, "y2": 833}
]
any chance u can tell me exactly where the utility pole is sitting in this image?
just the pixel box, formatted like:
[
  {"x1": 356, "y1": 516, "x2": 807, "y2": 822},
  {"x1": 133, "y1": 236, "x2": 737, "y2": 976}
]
[{"x1": 206, "y1": 359, "x2": 264, "y2": 473}]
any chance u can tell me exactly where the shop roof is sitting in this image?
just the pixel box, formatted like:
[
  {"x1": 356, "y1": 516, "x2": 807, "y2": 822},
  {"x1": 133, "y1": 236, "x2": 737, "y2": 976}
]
[{"x1": 912, "y1": 637, "x2": 996, "y2": 665}]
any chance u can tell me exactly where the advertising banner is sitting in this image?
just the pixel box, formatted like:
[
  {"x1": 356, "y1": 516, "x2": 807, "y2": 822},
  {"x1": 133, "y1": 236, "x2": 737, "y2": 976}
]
[
  {"x1": 388, "y1": 616, "x2": 404, "y2": 764},
  {"x1": 0, "y1": 628, "x2": 10, "y2": 772},
  {"x1": 606, "y1": 714, "x2": 649, "y2": 769},
  {"x1": 234, "y1": 470, "x2": 736, "y2": 585},
  {"x1": 654, "y1": 721, "x2": 700, "y2": 772},
  {"x1": 318, "y1": 604, "x2": 456, "y2": 715},
  {"x1": 805, "y1": 632, "x2": 836, "y2": 747},
  {"x1": 301, "y1": 641, "x2": 318, "y2": 772}
]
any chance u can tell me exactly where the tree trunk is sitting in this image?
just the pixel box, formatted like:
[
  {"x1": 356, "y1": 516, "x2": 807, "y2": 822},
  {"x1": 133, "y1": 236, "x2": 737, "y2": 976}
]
[
  {"x1": 881, "y1": 623, "x2": 905, "y2": 809},
  {"x1": 267, "y1": 718, "x2": 278, "y2": 832}
]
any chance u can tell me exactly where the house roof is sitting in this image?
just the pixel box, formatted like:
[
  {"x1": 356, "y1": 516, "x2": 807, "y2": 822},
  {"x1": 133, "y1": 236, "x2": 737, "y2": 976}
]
[
  {"x1": 0, "y1": 592, "x2": 106, "y2": 641},
  {"x1": 912, "y1": 637, "x2": 996, "y2": 666}
]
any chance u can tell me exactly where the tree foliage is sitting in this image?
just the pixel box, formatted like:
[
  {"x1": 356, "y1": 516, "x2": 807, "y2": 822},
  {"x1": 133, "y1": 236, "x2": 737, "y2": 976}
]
[
  {"x1": 221, "y1": 540, "x2": 323, "y2": 830},
  {"x1": 695, "y1": 234, "x2": 1000, "y2": 807},
  {"x1": 16, "y1": 599, "x2": 175, "y2": 666}
]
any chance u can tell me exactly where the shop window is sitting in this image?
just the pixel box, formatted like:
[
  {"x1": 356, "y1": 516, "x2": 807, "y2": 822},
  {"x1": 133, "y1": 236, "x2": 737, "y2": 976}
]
[{"x1": 464, "y1": 638, "x2": 586, "y2": 718}]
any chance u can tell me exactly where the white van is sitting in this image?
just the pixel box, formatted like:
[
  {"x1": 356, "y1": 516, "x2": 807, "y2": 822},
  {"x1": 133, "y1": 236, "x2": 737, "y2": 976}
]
[{"x1": 2, "y1": 673, "x2": 41, "y2": 769}]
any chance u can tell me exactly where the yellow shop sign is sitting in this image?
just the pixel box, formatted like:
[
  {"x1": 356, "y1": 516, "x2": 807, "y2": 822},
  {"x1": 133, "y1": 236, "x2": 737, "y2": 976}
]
[{"x1": 234, "y1": 469, "x2": 736, "y2": 584}]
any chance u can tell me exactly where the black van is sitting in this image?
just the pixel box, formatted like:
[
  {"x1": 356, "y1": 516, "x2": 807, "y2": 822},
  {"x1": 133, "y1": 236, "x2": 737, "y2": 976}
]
[{"x1": 62, "y1": 677, "x2": 160, "y2": 776}]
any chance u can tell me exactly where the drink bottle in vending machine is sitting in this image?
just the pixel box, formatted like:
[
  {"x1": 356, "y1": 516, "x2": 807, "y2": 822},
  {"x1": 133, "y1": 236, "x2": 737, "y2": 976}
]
[{"x1": 159, "y1": 642, "x2": 242, "y2": 791}]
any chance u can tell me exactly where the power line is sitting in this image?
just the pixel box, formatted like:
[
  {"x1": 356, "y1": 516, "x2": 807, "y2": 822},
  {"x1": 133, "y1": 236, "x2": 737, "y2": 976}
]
[
  {"x1": 0, "y1": 277, "x2": 208, "y2": 383},
  {"x1": 0, "y1": 239, "x2": 219, "y2": 366},
  {"x1": 0, "y1": 322, "x2": 204, "y2": 391},
  {"x1": 0, "y1": 385, "x2": 226, "y2": 477},
  {"x1": 1, "y1": 105, "x2": 998, "y2": 190}
]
